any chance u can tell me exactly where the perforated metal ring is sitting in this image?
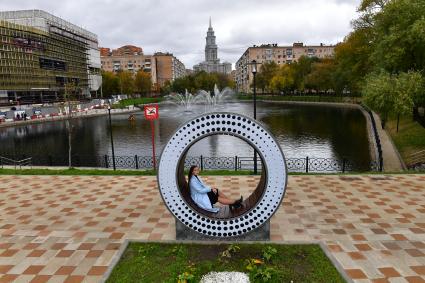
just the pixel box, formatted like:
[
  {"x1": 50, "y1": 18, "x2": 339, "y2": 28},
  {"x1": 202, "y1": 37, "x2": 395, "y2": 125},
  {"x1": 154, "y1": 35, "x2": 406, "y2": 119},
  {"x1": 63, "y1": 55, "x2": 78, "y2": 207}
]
[{"x1": 158, "y1": 112, "x2": 287, "y2": 238}]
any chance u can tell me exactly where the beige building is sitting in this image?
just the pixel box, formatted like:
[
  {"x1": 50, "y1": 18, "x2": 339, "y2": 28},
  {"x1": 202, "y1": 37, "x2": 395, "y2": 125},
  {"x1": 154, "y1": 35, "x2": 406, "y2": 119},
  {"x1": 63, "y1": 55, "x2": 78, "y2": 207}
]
[
  {"x1": 235, "y1": 43, "x2": 335, "y2": 93},
  {"x1": 100, "y1": 45, "x2": 153, "y2": 74},
  {"x1": 100, "y1": 46, "x2": 186, "y2": 89},
  {"x1": 152, "y1": 52, "x2": 186, "y2": 88}
]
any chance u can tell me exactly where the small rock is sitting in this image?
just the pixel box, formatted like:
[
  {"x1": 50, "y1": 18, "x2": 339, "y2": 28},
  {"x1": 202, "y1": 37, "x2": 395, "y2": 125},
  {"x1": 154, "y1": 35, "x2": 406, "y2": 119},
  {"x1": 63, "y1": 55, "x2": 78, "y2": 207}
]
[{"x1": 200, "y1": 271, "x2": 250, "y2": 283}]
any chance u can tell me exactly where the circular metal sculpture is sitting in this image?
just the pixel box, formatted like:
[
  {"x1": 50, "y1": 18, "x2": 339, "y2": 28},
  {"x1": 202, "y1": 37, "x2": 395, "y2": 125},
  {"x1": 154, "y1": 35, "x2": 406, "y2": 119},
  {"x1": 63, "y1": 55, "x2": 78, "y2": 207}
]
[{"x1": 158, "y1": 112, "x2": 287, "y2": 238}]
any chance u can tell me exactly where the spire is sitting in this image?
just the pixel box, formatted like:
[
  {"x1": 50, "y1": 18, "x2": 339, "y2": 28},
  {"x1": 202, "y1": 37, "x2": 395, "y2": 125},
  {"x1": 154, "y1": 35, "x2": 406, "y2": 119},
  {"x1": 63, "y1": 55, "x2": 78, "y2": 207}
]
[{"x1": 209, "y1": 17, "x2": 212, "y2": 28}]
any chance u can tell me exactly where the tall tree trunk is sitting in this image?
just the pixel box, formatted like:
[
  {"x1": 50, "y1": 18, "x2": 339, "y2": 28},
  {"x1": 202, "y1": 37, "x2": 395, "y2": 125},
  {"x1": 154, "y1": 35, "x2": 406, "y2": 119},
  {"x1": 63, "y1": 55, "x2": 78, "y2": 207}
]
[{"x1": 396, "y1": 113, "x2": 400, "y2": 133}]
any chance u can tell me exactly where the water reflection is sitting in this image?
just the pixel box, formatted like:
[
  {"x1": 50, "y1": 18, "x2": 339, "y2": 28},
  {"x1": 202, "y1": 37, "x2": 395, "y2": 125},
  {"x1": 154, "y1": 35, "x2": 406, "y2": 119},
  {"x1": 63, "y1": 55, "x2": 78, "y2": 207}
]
[{"x1": 0, "y1": 102, "x2": 371, "y2": 168}]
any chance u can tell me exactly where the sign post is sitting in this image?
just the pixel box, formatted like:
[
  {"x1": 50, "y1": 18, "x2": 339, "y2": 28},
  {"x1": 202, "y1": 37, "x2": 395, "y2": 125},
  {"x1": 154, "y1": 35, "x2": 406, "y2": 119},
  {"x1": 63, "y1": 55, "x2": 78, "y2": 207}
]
[{"x1": 144, "y1": 105, "x2": 159, "y2": 170}]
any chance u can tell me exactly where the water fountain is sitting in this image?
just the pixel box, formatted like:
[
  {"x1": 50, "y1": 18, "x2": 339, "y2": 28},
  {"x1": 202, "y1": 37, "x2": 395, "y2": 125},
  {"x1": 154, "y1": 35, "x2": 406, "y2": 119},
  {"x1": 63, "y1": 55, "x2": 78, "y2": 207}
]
[
  {"x1": 196, "y1": 85, "x2": 235, "y2": 108},
  {"x1": 164, "y1": 89, "x2": 202, "y2": 112},
  {"x1": 165, "y1": 85, "x2": 235, "y2": 113}
]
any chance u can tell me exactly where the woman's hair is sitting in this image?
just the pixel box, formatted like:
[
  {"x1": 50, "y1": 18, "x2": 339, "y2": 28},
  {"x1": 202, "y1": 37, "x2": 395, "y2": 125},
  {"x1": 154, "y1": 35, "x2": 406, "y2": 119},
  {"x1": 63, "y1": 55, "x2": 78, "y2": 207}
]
[{"x1": 188, "y1": 165, "x2": 198, "y2": 187}]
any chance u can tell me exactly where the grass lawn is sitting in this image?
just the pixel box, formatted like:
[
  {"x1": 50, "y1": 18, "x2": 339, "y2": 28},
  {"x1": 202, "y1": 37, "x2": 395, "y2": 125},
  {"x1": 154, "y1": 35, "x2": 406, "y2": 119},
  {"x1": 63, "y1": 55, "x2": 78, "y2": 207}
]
[
  {"x1": 107, "y1": 242, "x2": 345, "y2": 283},
  {"x1": 113, "y1": 97, "x2": 164, "y2": 109},
  {"x1": 386, "y1": 114, "x2": 425, "y2": 165},
  {"x1": 237, "y1": 94, "x2": 361, "y2": 104}
]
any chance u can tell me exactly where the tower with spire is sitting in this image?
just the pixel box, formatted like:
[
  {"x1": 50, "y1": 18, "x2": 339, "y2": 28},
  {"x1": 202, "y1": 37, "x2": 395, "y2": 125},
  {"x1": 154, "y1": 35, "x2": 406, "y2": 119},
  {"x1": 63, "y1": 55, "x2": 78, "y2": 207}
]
[
  {"x1": 205, "y1": 17, "x2": 218, "y2": 63},
  {"x1": 193, "y1": 18, "x2": 231, "y2": 74}
]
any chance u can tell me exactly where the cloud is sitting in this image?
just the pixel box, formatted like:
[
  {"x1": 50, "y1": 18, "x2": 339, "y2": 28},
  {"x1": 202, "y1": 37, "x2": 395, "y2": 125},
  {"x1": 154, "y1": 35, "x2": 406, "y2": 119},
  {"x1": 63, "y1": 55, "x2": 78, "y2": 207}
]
[{"x1": 1, "y1": 0, "x2": 360, "y2": 69}]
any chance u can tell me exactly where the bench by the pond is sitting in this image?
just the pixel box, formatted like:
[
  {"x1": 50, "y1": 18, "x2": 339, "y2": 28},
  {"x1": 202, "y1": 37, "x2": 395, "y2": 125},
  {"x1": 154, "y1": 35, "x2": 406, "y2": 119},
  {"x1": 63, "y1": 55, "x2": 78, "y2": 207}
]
[{"x1": 158, "y1": 112, "x2": 287, "y2": 238}]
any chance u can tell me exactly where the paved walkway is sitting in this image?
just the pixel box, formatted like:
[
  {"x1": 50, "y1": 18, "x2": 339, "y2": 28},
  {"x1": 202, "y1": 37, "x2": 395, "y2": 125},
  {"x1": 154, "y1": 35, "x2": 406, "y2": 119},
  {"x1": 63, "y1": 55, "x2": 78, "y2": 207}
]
[
  {"x1": 0, "y1": 175, "x2": 424, "y2": 282},
  {"x1": 372, "y1": 112, "x2": 405, "y2": 172}
]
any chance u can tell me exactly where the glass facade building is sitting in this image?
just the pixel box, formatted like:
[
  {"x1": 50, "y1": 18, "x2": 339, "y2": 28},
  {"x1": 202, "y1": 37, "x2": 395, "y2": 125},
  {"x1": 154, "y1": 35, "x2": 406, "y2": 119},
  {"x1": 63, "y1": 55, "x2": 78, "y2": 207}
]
[{"x1": 0, "y1": 10, "x2": 101, "y2": 105}]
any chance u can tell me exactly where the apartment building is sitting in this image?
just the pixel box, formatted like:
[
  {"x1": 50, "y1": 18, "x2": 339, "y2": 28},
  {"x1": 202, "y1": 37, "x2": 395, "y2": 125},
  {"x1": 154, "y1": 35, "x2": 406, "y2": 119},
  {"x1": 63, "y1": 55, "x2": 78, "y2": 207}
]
[
  {"x1": 100, "y1": 46, "x2": 186, "y2": 88},
  {"x1": 100, "y1": 45, "x2": 153, "y2": 74},
  {"x1": 235, "y1": 43, "x2": 335, "y2": 93},
  {"x1": 152, "y1": 52, "x2": 186, "y2": 87},
  {"x1": 0, "y1": 10, "x2": 101, "y2": 104}
]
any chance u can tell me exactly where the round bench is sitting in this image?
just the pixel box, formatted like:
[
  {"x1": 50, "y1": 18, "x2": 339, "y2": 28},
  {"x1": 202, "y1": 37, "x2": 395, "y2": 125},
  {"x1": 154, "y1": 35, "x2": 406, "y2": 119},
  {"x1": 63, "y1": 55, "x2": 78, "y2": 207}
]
[{"x1": 158, "y1": 112, "x2": 287, "y2": 238}]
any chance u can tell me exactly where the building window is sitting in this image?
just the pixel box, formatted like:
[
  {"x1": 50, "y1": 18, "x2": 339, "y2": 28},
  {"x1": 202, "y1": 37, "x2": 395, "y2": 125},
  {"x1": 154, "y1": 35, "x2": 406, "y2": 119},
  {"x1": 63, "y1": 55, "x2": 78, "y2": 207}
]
[{"x1": 39, "y1": 58, "x2": 66, "y2": 71}]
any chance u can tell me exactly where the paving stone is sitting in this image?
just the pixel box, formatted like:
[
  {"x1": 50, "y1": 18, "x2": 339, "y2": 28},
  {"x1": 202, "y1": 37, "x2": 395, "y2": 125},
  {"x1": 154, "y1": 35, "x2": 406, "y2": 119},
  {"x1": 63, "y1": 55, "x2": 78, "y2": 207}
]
[{"x1": 0, "y1": 175, "x2": 423, "y2": 281}]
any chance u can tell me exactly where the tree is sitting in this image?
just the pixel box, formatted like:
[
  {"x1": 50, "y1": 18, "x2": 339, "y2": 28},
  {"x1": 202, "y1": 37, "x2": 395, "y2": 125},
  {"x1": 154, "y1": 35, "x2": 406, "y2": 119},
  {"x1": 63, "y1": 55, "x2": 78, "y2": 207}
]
[
  {"x1": 117, "y1": 71, "x2": 134, "y2": 96},
  {"x1": 255, "y1": 62, "x2": 279, "y2": 93},
  {"x1": 394, "y1": 71, "x2": 424, "y2": 130},
  {"x1": 63, "y1": 82, "x2": 78, "y2": 169},
  {"x1": 215, "y1": 73, "x2": 235, "y2": 90},
  {"x1": 363, "y1": 71, "x2": 421, "y2": 130},
  {"x1": 270, "y1": 64, "x2": 295, "y2": 94},
  {"x1": 352, "y1": 0, "x2": 389, "y2": 30},
  {"x1": 194, "y1": 71, "x2": 218, "y2": 92},
  {"x1": 168, "y1": 71, "x2": 235, "y2": 94},
  {"x1": 101, "y1": 71, "x2": 119, "y2": 97},
  {"x1": 363, "y1": 71, "x2": 394, "y2": 128},
  {"x1": 160, "y1": 80, "x2": 172, "y2": 95},
  {"x1": 352, "y1": 0, "x2": 390, "y2": 30},
  {"x1": 333, "y1": 28, "x2": 373, "y2": 94},
  {"x1": 134, "y1": 71, "x2": 152, "y2": 96},
  {"x1": 170, "y1": 76, "x2": 191, "y2": 93},
  {"x1": 305, "y1": 59, "x2": 336, "y2": 92},
  {"x1": 371, "y1": 0, "x2": 425, "y2": 73},
  {"x1": 291, "y1": 56, "x2": 318, "y2": 92},
  {"x1": 358, "y1": 0, "x2": 389, "y2": 12}
]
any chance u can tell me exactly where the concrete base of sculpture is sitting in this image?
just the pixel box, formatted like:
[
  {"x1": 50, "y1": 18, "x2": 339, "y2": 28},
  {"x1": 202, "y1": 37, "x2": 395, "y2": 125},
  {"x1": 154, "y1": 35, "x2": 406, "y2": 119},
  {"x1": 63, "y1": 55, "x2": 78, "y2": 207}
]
[{"x1": 175, "y1": 219, "x2": 270, "y2": 241}]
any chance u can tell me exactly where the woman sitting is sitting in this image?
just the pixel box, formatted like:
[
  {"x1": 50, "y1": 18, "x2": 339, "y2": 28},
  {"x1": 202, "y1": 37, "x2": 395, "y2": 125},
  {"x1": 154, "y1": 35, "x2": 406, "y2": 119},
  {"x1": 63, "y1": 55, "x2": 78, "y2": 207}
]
[{"x1": 188, "y1": 165, "x2": 243, "y2": 213}]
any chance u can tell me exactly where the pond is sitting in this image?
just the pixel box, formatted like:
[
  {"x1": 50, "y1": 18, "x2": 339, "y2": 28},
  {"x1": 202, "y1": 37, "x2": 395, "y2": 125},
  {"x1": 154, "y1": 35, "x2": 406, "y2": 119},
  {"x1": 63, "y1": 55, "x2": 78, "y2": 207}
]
[{"x1": 0, "y1": 101, "x2": 372, "y2": 171}]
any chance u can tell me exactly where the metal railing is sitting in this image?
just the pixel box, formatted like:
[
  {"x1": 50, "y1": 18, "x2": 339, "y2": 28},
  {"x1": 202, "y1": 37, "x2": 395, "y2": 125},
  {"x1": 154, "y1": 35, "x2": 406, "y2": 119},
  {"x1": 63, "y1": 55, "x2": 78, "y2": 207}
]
[
  {"x1": 0, "y1": 154, "x2": 377, "y2": 173},
  {"x1": 0, "y1": 156, "x2": 32, "y2": 169}
]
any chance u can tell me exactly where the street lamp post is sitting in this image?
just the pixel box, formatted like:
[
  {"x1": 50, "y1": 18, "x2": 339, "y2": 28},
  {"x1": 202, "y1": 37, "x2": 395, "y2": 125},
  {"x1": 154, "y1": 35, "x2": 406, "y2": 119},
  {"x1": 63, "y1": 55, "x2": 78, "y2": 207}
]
[
  {"x1": 251, "y1": 60, "x2": 258, "y2": 174},
  {"x1": 107, "y1": 105, "x2": 116, "y2": 170}
]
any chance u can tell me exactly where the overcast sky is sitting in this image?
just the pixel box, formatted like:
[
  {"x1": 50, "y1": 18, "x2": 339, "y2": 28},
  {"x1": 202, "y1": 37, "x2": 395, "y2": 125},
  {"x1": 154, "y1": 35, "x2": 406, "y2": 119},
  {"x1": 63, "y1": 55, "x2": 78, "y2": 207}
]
[{"x1": 1, "y1": 0, "x2": 361, "y2": 69}]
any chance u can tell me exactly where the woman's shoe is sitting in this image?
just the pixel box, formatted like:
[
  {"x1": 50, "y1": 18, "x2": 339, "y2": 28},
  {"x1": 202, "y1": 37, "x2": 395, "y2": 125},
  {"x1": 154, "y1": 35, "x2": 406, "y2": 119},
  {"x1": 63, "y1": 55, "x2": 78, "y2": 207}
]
[
  {"x1": 229, "y1": 203, "x2": 240, "y2": 210},
  {"x1": 230, "y1": 196, "x2": 244, "y2": 210}
]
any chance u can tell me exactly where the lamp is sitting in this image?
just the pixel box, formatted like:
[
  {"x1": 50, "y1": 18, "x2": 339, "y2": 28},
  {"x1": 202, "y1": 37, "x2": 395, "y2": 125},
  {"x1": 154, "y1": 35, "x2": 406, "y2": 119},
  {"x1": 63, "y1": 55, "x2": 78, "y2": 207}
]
[
  {"x1": 251, "y1": 60, "x2": 258, "y2": 174},
  {"x1": 251, "y1": 60, "x2": 257, "y2": 75},
  {"x1": 107, "y1": 104, "x2": 116, "y2": 170}
]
